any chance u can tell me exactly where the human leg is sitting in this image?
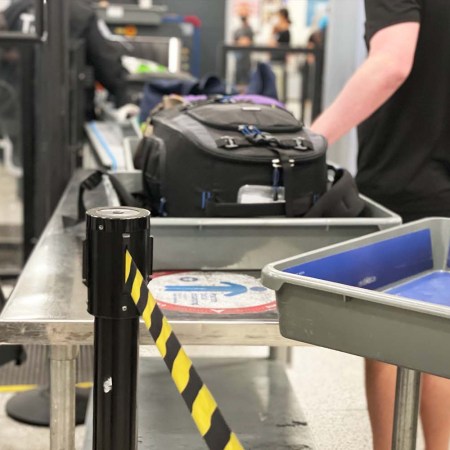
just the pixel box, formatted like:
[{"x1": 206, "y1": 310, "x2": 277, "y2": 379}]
[
  {"x1": 365, "y1": 359, "x2": 397, "y2": 450},
  {"x1": 420, "y1": 373, "x2": 450, "y2": 450},
  {"x1": 366, "y1": 361, "x2": 450, "y2": 450}
]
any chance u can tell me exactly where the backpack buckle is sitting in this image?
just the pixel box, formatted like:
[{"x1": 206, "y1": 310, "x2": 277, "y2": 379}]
[
  {"x1": 293, "y1": 137, "x2": 309, "y2": 151},
  {"x1": 272, "y1": 158, "x2": 295, "y2": 168},
  {"x1": 222, "y1": 136, "x2": 238, "y2": 149}
]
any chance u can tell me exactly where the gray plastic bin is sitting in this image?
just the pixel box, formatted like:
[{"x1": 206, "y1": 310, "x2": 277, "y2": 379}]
[
  {"x1": 114, "y1": 171, "x2": 401, "y2": 271},
  {"x1": 262, "y1": 218, "x2": 450, "y2": 378}
]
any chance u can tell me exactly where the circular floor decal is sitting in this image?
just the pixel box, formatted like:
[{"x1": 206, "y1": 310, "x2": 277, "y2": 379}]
[{"x1": 149, "y1": 272, "x2": 276, "y2": 314}]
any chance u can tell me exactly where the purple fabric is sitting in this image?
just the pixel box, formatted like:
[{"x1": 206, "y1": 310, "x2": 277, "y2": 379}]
[
  {"x1": 235, "y1": 94, "x2": 285, "y2": 108},
  {"x1": 183, "y1": 94, "x2": 285, "y2": 109},
  {"x1": 181, "y1": 95, "x2": 208, "y2": 103}
]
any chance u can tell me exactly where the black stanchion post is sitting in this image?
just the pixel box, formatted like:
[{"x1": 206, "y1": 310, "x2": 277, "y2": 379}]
[{"x1": 84, "y1": 207, "x2": 151, "y2": 450}]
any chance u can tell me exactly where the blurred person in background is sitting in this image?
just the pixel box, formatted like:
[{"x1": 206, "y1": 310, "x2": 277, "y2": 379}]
[
  {"x1": 269, "y1": 7, "x2": 291, "y2": 103},
  {"x1": 270, "y1": 7, "x2": 291, "y2": 63},
  {"x1": 233, "y1": 4, "x2": 254, "y2": 86},
  {"x1": 302, "y1": 14, "x2": 328, "y2": 104},
  {"x1": 2, "y1": 0, "x2": 131, "y2": 119}
]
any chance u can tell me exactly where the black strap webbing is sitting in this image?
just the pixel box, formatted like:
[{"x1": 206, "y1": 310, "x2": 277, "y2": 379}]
[
  {"x1": 279, "y1": 152, "x2": 295, "y2": 217},
  {"x1": 216, "y1": 136, "x2": 314, "y2": 151},
  {"x1": 77, "y1": 171, "x2": 104, "y2": 222},
  {"x1": 108, "y1": 174, "x2": 141, "y2": 209},
  {"x1": 273, "y1": 148, "x2": 316, "y2": 218},
  {"x1": 63, "y1": 170, "x2": 140, "y2": 228}
]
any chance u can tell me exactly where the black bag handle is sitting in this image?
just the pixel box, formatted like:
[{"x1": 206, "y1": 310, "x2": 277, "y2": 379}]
[
  {"x1": 63, "y1": 171, "x2": 140, "y2": 228},
  {"x1": 77, "y1": 171, "x2": 104, "y2": 222},
  {"x1": 108, "y1": 173, "x2": 141, "y2": 209},
  {"x1": 304, "y1": 166, "x2": 365, "y2": 218}
]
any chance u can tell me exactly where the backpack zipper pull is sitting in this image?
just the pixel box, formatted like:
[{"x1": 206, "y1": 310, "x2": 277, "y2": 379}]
[
  {"x1": 201, "y1": 191, "x2": 212, "y2": 209},
  {"x1": 272, "y1": 159, "x2": 281, "y2": 201}
]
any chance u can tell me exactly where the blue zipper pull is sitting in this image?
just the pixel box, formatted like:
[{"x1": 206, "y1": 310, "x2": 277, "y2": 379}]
[
  {"x1": 251, "y1": 125, "x2": 261, "y2": 136},
  {"x1": 238, "y1": 125, "x2": 250, "y2": 136},
  {"x1": 201, "y1": 191, "x2": 212, "y2": 209}
]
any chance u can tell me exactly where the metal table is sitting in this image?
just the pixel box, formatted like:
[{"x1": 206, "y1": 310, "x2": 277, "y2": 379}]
[
  {"x1": 0, "y1": 170, "x2": 401, "y2": 449},
  {"x1": 0, "y1": 172, "x2": 293, "y2": 348},
  {"x1": 0, "y1": 172, "x2": 292, "y2": 450}
]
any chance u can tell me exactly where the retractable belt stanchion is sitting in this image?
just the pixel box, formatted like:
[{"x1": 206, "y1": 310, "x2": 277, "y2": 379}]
[{"x1": 84, "y1": 207, "x2": 151, "y2": 450}]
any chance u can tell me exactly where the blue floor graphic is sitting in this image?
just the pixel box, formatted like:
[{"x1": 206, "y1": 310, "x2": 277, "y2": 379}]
[{"x1": 387, "y1": 271, "x2": 450, "y2": 307}]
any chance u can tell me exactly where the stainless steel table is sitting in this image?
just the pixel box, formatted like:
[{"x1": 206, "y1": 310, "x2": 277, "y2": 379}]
[
  {"x1": 0, "y1": 172, "x2": 293, "y2": 450},
  {"x1": 0, "y1": 170, "x2": 401, "y2": 449}
]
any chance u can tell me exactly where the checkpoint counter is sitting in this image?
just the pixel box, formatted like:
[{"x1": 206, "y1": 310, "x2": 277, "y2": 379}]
[{"x1": 0, "y1": 170, "x2": 401, "y2": 449}]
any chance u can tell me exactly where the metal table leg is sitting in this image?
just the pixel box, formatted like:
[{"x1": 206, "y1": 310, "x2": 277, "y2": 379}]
[
  {"x1": 391, "y1": 367, "x2": 421, "y2": 450},
  {"x1": 268, "y1": 347, "x2": 292, "y2": 366},
  {"x1": 50, "y1": 345, "x2": 79, "y2": 450}
]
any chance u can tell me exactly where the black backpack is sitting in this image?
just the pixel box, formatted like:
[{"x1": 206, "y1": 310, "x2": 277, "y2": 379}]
[{"x1": 135, "y1": 101, "x2": 329, "y2": 217}]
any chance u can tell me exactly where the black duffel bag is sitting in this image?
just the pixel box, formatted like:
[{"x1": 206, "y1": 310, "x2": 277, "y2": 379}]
[{"x1": 135, "y1": 101, "x2": 328, "y2": 217}]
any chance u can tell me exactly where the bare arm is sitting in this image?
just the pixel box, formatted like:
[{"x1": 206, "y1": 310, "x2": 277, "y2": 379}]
[{"x1": 311, "y1": 22, "x2": 420, "y2": 145}]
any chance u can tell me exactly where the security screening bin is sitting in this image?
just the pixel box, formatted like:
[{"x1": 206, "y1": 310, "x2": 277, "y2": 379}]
[
  {"x1": 262, "y1": 217, "x2": 450, "y2": 450},
  {"x1": 261, "y1": 217, "x2": 450, "y2": 377},
  {"x1": 113, "y1": 170, "x2": 401, "y2": 271}
]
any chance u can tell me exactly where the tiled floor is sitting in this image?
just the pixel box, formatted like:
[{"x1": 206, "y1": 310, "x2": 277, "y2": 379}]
[
  {"x1": 0, "y1": 344, "x2": 433, "y2": 450},
  {"x1": 286, "y1": 347, "x2": 427, "y2": 450},
  {"x1": 287, "y1": 347, "x2": 373, "y2": 450},
  {"x1": 0, "y1": 393, "x2": 86, "y2": 450},
  {"x1": 287, "y1": 347, "x2": 371, "y2": 449}
]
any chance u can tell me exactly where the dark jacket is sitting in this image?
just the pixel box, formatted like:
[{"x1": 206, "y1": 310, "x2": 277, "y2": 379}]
[{"x1": 3, "y1": 0, "x2": 129, "y2": 109}]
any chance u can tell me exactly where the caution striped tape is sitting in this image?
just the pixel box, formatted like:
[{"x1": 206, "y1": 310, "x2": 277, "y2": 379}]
[{"x1": 124, "y1": 250, "x2": 244, "y2": 450}]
